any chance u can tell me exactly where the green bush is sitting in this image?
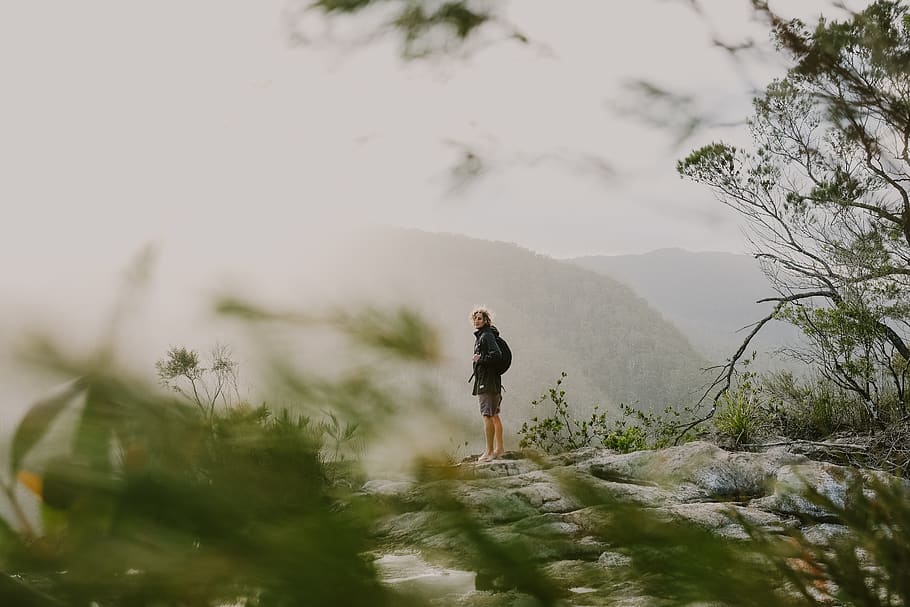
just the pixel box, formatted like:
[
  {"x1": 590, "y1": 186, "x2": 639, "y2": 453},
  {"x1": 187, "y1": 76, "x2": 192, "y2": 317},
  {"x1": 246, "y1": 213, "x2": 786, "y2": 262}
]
[
  {"x1": 764, "y1": 371, "x2": 872, "y2": 439},
  {"x1": 615, "y1": 402, "x2": 694, "y2": 449},
  {"x1": 714, "y1": 386, "x2": 768, "y2": 446},
  {"x1": 601, "y1": 425, "x2": 647, "y2": 453},
  {"x1": 518, "y1": 372, "x2": 603, "y2": 453},
  {"x1": 518, "y1": 373, "x2": 689, "y2": 454}
]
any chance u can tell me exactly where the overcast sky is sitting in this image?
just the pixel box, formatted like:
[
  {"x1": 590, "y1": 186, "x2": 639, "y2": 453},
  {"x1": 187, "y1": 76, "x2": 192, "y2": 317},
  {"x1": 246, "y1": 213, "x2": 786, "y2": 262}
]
[
  {"x1": 0, "y1": 0, "x2": 867, "y2": 406},
  {"x1": 2, "y1": 0, "x2": 861, "y2": 272}
]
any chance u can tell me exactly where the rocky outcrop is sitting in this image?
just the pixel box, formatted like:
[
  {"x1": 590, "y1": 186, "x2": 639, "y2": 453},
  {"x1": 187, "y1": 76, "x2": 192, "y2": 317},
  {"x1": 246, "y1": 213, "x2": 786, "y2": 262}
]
[{"x1": 364, "y1": 441, "x2": 906, "y2": 606}]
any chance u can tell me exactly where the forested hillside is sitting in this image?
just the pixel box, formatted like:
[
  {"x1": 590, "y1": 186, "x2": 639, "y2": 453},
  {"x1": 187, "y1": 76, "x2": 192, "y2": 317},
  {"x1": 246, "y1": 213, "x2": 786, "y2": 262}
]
[
  {"x1": 571, "y1": 249, "x2": 802, "y2": 366},
  {"x1": 326, "y1": 229, "x2": 709, "y2": 427}
]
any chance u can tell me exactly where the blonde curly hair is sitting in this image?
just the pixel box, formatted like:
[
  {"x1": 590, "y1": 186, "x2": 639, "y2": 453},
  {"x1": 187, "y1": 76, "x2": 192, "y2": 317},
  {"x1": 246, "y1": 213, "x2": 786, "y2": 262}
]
[{"x1": 471, "y1": 306, "x2": 493, "y2": 325}]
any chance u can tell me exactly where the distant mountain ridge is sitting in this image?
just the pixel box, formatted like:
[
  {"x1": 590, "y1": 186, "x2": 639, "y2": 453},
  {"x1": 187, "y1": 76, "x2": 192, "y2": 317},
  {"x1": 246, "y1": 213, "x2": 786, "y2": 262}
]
[
  {"x1": 330, "y1": 229, "x2": 710, "y2": 424},
  {"x1": 570, "y1": 248, "x2": 802, "y2": 366}
]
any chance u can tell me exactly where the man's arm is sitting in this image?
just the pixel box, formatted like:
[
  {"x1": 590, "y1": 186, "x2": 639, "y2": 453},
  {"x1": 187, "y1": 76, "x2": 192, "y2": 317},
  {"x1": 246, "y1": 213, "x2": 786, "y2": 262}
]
[{"x1": 479, "y1": 333, "x2": 502, "y2": 365}]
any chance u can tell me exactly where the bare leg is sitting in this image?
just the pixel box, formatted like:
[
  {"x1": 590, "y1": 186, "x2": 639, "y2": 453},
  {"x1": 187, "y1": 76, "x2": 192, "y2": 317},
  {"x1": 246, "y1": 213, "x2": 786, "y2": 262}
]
[
  {"x1": 479, "y1": 416, "x2": 495, "y2": 461},
  {"x1": 491, "y1": 415, "x2": 504, "y2": 456}
]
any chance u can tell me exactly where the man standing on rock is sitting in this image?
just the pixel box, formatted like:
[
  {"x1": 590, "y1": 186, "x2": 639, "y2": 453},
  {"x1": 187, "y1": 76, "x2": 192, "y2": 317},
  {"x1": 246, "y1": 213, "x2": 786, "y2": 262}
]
[{"x1": 471, "y1": 306, "x2": 504, "y2": 462}]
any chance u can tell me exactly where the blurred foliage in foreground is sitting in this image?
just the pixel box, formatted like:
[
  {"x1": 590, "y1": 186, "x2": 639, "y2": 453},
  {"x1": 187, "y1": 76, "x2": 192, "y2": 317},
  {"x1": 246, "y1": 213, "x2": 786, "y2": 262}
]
[
  {"x1": 0, "y1": 303, "x2": 449, "y2": 607},
  {"x1": 301, "y1": 0, "x2": 524, "y2": 58},
  {"x1": 0, "y1": 303, "x2": 908, "y2": 607},
  {"x1": 570, "y1": 473, "x2": 910, "y2": 607}
]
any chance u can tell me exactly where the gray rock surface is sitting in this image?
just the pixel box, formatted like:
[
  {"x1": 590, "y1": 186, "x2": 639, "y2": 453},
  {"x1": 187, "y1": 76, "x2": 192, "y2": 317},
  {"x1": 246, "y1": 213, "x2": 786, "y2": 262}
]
[{"x1": 366, "y1": 441, "x2": 898, "y2": 606}]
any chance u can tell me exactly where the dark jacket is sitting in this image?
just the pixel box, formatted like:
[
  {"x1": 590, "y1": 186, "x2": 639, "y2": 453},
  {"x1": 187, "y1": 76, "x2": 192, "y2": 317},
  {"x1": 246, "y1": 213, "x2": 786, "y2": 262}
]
[{"x1": 472, "y1": 325, "x2": 502, "y2": 395}]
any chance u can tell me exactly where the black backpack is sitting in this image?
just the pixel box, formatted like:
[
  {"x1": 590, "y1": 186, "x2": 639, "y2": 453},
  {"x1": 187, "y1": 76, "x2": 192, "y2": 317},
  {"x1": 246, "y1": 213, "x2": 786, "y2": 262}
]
[{"x1": 494, "y1": 334, "x2": 512, "y2": 375}]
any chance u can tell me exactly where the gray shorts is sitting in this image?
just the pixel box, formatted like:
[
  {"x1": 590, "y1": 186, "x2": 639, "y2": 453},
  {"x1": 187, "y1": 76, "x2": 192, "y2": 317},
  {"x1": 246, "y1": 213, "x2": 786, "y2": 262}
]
[{"x1": 478, "y1": 392, "x2": 502, "y2": 417}]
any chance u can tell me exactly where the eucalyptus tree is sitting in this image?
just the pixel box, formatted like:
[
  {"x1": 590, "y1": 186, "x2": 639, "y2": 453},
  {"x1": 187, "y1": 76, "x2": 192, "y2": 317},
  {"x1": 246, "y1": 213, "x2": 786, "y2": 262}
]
[{"x1": 679, "y1": 1, "x2": 910, "y2": 423}]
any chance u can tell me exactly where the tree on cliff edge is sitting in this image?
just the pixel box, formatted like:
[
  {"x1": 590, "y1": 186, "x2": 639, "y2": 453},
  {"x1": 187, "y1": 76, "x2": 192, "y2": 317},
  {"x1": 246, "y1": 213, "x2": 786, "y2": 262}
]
[{"x1": 679, "y1": 1, "x2": 910, "y2": 422}]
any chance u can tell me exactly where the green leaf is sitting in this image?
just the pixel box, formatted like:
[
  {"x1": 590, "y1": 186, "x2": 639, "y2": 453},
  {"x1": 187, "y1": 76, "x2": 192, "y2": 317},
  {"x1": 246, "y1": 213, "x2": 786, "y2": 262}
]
[
  {"x1": 0, "y1": 570, "x2": 63, "y2": 607},
  {"x1": 337, "y1": 307, "x2": 440, "y2": 362},
  {"x1": 0, "y1": 512, "x2": 17, "y2": 551},
  {"x1": 10, "y1": 380, "x2": 83, "y2": 475}
]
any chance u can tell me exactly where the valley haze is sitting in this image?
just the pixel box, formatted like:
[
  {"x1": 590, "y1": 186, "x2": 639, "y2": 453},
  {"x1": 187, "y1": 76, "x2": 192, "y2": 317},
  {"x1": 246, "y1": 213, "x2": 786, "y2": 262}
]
[{"x1": 1, "y1": 227, "x2": 785, "y2": 456}]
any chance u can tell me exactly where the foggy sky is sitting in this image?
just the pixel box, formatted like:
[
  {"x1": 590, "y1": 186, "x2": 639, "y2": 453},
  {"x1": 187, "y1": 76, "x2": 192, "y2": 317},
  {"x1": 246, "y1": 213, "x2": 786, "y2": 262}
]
[{"x1": 3, "y1": 1, "x2": 858, "y2": 276}]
